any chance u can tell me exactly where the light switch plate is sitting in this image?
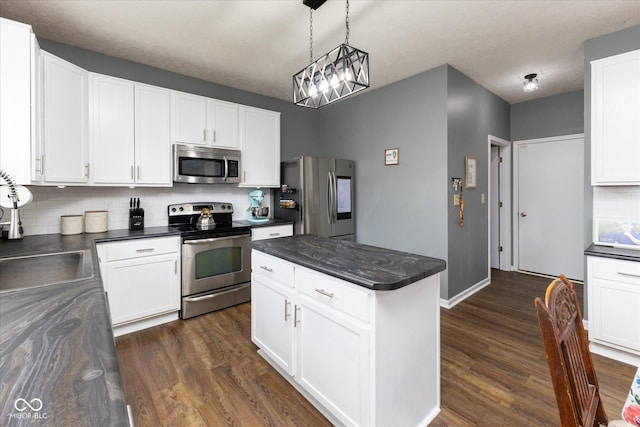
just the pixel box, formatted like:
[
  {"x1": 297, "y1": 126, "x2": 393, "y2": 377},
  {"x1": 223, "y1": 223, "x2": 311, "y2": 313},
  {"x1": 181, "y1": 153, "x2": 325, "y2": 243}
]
[
  {"x1": 481, "y1": 193, "x2": 486, "y2": 204},
  {"x1": 454, "y1": 194, "x2": 461, "y2": 206}
]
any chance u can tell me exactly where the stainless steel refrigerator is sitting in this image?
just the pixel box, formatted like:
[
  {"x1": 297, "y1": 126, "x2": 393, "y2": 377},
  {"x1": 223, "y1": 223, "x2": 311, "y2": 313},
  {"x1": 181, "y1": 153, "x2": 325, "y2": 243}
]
[{"x1": 274, "y1": 157, "x2": 355, "y2": 240}]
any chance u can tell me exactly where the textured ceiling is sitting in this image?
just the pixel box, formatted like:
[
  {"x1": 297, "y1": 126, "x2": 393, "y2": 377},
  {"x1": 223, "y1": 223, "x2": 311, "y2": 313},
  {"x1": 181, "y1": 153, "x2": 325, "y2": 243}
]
[{"x1": 1, "y1": 0, "x2": 639, "y2": 104}]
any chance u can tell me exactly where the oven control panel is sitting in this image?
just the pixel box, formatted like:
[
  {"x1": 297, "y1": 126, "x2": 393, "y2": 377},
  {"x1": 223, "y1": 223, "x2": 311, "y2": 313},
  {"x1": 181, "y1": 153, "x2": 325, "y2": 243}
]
[{"x1": 168, "y1": 202, "x2": 234, "y2": 216}]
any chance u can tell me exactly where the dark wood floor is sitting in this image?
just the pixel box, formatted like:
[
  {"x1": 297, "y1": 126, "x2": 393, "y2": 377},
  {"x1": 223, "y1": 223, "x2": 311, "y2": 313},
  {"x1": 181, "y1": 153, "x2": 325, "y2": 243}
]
[{"x1": 115, "y1": 270, "x2": 637, "y2": 426}]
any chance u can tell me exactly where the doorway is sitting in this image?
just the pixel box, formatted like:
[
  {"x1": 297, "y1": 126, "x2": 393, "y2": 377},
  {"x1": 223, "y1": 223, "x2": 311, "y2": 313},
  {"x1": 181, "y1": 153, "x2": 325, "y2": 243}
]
[
  {"x1": 488, "y1": 135, "x2": 512, "y2": 275},
  {"x1": 513, "y1": 134, "x2": 584, "y2": 281}
]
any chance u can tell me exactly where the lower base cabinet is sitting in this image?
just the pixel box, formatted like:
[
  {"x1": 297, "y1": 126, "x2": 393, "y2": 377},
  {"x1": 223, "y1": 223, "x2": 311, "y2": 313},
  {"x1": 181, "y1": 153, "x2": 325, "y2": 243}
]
[
  {"x1": 587, "y1": 256, "x2": 640, "y2": 366},
  {"x1": 97, "y1": 236, "x2": 180, "y2": 336},
  {"x1": 251, "y1": 250, "x2": 441, "y2": 427}
]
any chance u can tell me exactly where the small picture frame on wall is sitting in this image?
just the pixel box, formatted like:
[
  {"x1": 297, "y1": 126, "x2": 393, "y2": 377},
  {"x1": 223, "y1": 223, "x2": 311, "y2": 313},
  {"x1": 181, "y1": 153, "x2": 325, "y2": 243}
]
[
  {"x1": 465, "y1": 156, "x2": 477, "y2": 189},
  {"x1": 385, "y1": 148, "x2": 399, "y2": 165}
]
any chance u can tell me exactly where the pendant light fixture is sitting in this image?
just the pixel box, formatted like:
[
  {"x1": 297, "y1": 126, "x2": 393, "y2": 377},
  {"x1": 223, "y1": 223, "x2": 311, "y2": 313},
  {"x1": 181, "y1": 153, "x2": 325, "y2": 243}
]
[
  {"x1": 523, "y1": 73, "x2": 539, "y2": 92},
  {"x1": 293, "y1": 0, "x2": 370, "y2": 108}
]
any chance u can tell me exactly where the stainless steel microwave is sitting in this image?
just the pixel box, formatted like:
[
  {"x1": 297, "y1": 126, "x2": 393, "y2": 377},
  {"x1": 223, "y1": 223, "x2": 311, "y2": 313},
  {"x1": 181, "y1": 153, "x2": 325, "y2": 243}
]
[{"x1": 173, "y1": 144, "x2": 241, "y2": 184}]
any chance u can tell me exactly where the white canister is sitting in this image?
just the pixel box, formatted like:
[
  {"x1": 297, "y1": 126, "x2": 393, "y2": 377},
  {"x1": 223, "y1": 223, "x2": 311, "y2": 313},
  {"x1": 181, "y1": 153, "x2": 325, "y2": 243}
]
[
  {"x1": 84, "y1": 210, "x2": 108, "y2": 233},
  {"x1": 60, "y1": 215, "x2": 84, "y2": 235}
]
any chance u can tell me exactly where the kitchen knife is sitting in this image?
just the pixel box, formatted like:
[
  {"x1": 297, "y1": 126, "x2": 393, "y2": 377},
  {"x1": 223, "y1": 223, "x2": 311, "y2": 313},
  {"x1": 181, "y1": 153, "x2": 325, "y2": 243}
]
[{"x1": 136, "y1": 198, "x2": 140, "y2": 209}]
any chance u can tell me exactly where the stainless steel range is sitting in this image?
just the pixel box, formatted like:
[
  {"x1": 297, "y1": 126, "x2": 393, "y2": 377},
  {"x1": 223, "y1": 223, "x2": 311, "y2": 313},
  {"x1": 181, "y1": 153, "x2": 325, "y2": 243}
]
[{"x1": 168, "y1": 202, "x2": 251, "y2": 319}]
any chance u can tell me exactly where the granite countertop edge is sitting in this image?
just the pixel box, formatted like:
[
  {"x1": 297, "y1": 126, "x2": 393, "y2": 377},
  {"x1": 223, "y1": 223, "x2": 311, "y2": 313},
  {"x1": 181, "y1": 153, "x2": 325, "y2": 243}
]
[
  {"x1": 250, "y1": 234, "x2": 447, "y2": 291},
  {"x1": 584, "y1": 243, "x2": 640, "y2": 262}
]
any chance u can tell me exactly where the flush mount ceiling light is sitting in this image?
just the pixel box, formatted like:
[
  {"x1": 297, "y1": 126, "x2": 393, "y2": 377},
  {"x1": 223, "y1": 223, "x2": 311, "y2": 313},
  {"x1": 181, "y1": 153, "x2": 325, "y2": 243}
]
[
  {"x1": 293, "y1": 0, "x2": 370, "y2": 108},
  {"x1": 523, "y1": 73, "x2": 539, "y2": 92}
]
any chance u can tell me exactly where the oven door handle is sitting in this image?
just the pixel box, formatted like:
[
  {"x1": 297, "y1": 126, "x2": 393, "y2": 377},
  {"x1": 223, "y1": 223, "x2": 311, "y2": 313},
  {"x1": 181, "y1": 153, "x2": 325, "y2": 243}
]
[{"x1": 184, "y1": 234, "x2": 249, "y2": 244}]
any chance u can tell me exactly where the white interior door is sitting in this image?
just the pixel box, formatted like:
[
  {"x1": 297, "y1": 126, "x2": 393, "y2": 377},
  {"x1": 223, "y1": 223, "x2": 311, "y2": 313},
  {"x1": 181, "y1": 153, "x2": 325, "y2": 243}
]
[
  {"x1": 490, "y1": 146, "x2": 500, "y2": 269},
  {"x1": 516, "y1": 135, "x2": 584, "y2": 281}
]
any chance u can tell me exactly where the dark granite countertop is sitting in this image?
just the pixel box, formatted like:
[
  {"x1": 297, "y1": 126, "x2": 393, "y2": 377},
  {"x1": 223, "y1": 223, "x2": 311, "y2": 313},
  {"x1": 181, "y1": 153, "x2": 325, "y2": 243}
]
[
  {"x1": 250, "y1": 234, "x2": 446, "y2": 291},
  {"x1": 0, "y1": 227, "x2": 181, "y2": 427},
  {"x1": 585, "y1": 243, "x2": 640, "y2": 262}
]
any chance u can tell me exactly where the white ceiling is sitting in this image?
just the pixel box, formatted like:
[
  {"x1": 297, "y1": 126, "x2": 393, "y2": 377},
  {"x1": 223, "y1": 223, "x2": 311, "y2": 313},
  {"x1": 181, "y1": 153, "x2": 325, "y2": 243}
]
[{"x1": 1, "y1": 0, "x2": 639, "y2": 104}]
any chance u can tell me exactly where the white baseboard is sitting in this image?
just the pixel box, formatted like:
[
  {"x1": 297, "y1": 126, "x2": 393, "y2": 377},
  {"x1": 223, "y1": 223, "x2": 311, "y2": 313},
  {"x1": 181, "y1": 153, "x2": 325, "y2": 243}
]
[
  {"x1": 440, "y1": 277, "x2": 491, "y2": 309},
  {"x1": 589, "y1": 341, "x2": 640, "y2": 367}
]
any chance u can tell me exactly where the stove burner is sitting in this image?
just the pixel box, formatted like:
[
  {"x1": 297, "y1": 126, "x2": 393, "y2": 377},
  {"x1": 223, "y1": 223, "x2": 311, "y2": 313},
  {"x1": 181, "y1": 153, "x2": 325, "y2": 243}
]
[{"x1": 168, "y1": 202, "x2": 250, "y2": 238}]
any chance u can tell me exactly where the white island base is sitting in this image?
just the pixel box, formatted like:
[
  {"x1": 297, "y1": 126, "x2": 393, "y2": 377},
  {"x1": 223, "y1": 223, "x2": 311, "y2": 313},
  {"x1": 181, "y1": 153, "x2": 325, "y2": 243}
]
[{"x1": 251, "y1": 250, "x2": 441, "y2": 427}]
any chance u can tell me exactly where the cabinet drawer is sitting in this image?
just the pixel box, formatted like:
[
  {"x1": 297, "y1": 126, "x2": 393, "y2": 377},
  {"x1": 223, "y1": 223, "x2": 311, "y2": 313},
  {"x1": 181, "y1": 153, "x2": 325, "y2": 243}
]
[
  {"x1": 251, "y1": 224, "x2": 293, "y2": 241},
  {"x1": 296, "y1": 267, "x2": 370, "y2": 322},
  {"x1": 101, "y1": 236, "x2": 179, "y2": 262},
  {"x1": 252, "y1": 250, "x2": 294, "y2": 286},
  {"x1": 589, "y1": 257, "x2": 640, "y2": 285}
]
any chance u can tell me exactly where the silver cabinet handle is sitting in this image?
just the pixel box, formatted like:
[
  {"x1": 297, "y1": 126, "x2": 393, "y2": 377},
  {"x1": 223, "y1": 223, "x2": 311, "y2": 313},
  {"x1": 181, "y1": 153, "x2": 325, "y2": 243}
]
[
  {"x1": 85, "y1": 163, "x2": 90, "y2": 178},
  {"x1": 618, "y1": 271, "x2": 640, "y2": 278},
  {"x1": 213, "y1": 129, "x2": 217, "y2": 142},
  {"x1": 137, "y1": 165, "x2": 141, "y2": 180},
  {"x1": 294, "y1": 304, "x2": 300, "y2": 326},
  {"x1": 175, "y1": 260, "x2": 178, "y2": 274},
  {"x1": 35, "y1": 156, "x2": 43, "y2": 174},
  {"x1": 131, "y1": 165, "x2": 134, "y2": 180},
  {"x1": 260, "y1": 265, "x2": 273, "y2": 272},
  {"x1": 203, "y1": 129, "x2": 206, "y2": 142},
  {"x1": 315, "y1": 288, "x2": 335, "y2": 298},
  {"x1": 135, "y1": 248, "x2": 155, "y2": 253},
  {"x1": 269, "y1": 233, "x2": 281, "y2": 237},
  {"x1": 284, "y1": 300, "x2": 290, "y2": 320}
]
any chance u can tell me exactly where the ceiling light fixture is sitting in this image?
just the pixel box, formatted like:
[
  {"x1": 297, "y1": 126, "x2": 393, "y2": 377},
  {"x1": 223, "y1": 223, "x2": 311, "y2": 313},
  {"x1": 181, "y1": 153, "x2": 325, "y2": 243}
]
[
  {"x1": 293, "y1": 0, "x2": 370, "y2": 108},
  {"x1": 523, "y1": 73, "x2": 539, "y2": 92}
]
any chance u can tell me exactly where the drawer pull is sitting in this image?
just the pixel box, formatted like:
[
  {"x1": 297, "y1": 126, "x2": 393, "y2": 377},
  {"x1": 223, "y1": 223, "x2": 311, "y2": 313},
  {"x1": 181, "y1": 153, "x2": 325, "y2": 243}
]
[
  {"x1": 618, "y1": 272, "x2": 640, "y2": 279},
  {"x1": 260, "y1": 265, "x2": 273, "y2": 272},
  {"x1": 284, "y1": 300, "x2": 291, "y2": 320},
  {"x1": 315, "y1": 288, "x2": 335, "y2": 298},
  {"x1": 269, "y1": 233, "x2": 280, "y2": 237},
  {"x1": 135, "y1": 248, "x2": 155, "y2": 253}
]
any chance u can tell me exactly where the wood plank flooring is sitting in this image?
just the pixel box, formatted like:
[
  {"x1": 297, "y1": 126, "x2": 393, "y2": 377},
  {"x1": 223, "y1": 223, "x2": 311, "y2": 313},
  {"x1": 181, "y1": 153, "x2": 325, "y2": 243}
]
[{"x1": 115, "y1": 270, "x2": 637, "y2": 426}]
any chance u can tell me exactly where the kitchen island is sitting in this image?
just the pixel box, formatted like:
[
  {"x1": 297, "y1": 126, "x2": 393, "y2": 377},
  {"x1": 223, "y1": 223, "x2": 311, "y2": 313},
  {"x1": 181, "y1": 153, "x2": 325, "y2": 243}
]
[{"x1": 250, "y1": 235, "x2": 446, "y2": 427}]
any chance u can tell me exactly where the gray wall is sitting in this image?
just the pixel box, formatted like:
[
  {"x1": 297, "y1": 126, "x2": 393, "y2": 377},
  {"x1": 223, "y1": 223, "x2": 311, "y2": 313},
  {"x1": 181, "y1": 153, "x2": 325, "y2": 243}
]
[
  {"x1": 38, "y1": 39, "x2": 316, "y2": 159},
  {"x1": 310, "y1": 66, "x2": 450, "y2": 291},
  {"x1": 446, "y1": 67, "x2": 510, "y2": 298},
  {"x1": 510, "y1": 90, "x2": 584, "y2": 141}
]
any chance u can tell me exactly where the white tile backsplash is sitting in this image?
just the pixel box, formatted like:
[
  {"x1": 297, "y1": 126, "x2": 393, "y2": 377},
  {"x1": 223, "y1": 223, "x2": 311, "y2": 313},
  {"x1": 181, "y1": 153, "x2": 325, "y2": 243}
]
[
  {"x1": 10, "y1": 184, "x2": 271, "y2": 236},
  {"x1": 593, "y1": 186, "x2": 640, "y2": 221}
]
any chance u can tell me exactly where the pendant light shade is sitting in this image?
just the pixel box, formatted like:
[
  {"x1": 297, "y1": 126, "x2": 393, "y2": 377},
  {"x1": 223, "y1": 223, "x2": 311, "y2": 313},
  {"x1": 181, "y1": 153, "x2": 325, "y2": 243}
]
[
  {"x1": 293, "y1": 43, "x2": 369, "y2": 108},
  {"x1": 293, "y1": 0, "x2": 369, "y2": 108}
]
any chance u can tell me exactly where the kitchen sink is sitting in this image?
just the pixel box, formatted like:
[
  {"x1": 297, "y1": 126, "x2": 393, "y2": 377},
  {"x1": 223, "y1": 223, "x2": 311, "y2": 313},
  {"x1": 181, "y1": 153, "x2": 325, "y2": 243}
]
[{"x1": 0, "y1": 249, "x2": 94, "y2": 292}]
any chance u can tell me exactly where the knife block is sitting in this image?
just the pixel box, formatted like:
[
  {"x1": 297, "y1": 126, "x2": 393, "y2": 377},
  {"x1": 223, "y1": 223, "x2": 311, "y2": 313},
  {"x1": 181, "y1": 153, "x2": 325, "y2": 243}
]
[{"x1": 129, "y1": 208, "x2": 144, "y2": 230}]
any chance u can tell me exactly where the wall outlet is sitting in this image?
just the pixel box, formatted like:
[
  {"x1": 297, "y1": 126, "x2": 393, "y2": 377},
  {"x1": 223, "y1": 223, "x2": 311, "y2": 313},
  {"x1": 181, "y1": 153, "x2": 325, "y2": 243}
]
[
  {"x1": 481, "y1": 193, "x2": 486, "y2": 204},
  {"x1": 453, "y1": 194, "x2": 461, "y2": 206}
]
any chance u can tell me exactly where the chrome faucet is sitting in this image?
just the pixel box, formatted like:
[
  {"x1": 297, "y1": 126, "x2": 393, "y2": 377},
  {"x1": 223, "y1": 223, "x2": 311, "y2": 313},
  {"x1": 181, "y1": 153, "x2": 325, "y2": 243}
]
[{"x1": 0, "y1": 170, "x2": 23, "y2": 239}]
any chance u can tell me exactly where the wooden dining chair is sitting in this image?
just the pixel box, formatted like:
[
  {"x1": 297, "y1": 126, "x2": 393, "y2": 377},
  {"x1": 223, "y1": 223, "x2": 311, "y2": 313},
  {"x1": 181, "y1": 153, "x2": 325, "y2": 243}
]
[{"x1": 534, "y1": 274, "x2": 609, "y2": 427}]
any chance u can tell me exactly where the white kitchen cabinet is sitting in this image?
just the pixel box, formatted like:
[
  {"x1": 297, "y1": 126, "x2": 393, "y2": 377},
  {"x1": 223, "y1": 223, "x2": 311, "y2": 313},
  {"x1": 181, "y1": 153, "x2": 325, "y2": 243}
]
[
  {"x1": 0, "y1": 18, "x2": 38, "y2": 185},
  {"x1": 239, "y1": 106, "x2": 281, "y2": 188},
  {"x1": 295, "y1": 288, "x2": 370, "y2": 426},
  {"x1": 172, "y1": 91, "x2": 239, "y2": 148},
  {"x1": 97, "y1": 236, "x2": 181, "y2": 337},
  {"x1": 587, "y1": 256, "x2": 640, "y2": 366},
  {"x1": 90, "y1": 74, "x2": 171, "y2": 186},
  {"x1": 251, "y1": 224, "x2": 293, "y2": 241},
  {"x1": 251, "y1": 249, "x2": 440, "y2": 427},
  {"x1": 41, "y1": 51, "x2": 89, "y2": 183},
  {"x1": 251, "y1": 274, "x2": 296, "y2": 375},
  {"x1": 591, "y1": 49, "x2": 640, "y2": 185}
]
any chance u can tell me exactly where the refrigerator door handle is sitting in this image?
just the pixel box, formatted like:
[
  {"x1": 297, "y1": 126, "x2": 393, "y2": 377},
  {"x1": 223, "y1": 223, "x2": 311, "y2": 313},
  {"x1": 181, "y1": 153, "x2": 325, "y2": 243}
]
[
  {"x1": 327, "y1": 171, "x2": 333, "y2": 224},
  {"x1": 330, "y1": 171, "x2": 337, "y2": 224}
]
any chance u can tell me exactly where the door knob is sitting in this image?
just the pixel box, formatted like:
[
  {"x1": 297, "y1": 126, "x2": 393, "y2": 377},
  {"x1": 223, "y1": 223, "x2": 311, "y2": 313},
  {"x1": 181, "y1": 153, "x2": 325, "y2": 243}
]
[{"x1": 520, "y1": 212, "x2": 527, "y2": 217}]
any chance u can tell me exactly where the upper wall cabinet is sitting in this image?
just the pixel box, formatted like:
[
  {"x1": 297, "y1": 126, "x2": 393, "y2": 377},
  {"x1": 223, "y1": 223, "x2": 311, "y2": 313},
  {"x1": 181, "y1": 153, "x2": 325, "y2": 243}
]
[
  {"x1": 41, "y1": 51, "x2": 90, "y2": 184},
  {"x1": 172, "y1": 91, "x2": 239, "y2": 149},
  {"x1": 591, "y1": 49, "x2": 640, "y2": 186},
  {"x1": 0, "y1": 18, "x2": 38, "y2": 185},
  {"x1": 239, "y1": 106, "x2": 281, "y2": 188},
  {"x1": 90, "y1": 74, "x2": 171, "y2": 186}
]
